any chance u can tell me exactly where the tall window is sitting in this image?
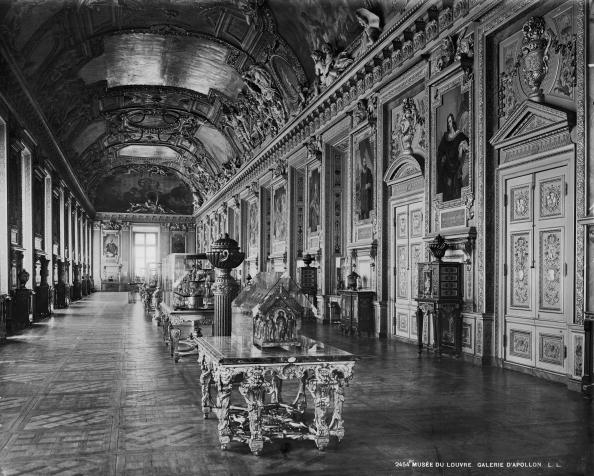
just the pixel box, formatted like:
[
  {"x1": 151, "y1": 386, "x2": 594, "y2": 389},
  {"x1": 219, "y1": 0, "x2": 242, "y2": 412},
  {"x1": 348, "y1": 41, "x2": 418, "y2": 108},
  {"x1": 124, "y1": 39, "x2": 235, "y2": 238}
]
[{"x1": 134, "y1": 232, "x2": 158, "y2": 281}]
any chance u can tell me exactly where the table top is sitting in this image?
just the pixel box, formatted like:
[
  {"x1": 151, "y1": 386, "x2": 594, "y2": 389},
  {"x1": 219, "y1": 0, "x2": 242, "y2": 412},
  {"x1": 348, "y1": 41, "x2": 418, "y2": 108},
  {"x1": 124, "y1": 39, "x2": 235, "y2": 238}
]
[{"x1": 194, "y1": 335, "x2": 356, "y2": 365}]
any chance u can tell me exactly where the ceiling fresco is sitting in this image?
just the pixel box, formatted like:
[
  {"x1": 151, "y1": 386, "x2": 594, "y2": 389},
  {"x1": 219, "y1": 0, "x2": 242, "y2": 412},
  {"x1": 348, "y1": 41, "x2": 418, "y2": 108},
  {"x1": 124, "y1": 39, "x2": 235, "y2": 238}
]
[
  {"x1": 0, "y1": 0, "x2": 414, "y2": 214},
  {"x1": 93, "y1": 166, "x2": 194, "y2": 215}
]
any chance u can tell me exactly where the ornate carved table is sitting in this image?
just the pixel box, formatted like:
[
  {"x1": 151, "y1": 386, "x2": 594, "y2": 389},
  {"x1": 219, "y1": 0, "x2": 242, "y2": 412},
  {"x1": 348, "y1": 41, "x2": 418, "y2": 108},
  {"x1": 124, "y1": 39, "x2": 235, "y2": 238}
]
[{"x1": 194, "y1": 335, "x2": 356, "y2": 455}]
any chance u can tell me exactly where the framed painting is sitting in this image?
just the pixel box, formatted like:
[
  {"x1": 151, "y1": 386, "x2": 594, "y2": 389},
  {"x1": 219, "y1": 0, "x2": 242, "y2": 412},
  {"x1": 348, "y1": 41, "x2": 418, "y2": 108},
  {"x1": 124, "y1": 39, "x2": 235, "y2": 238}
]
[
  {"x1": 248, "y1": 199, "x2": 259, "y2": 257},
  {"x1": 352, "y1": 128, "x2": 375, "y2": 224},
  {"x1": 307, "y1": 166, "x2": 320, "y2": 234},
  {"x1": 102, "y1": 231, "x2": 120, "y2": 263},
  {"x1": 170, "y1": 232, "x2": 186, "y2": 254},
  {"x1": 431, "y1": 70, "x2": 473, "y2": 230},
  {"x1": 272, "y1": 182, "x2": 287, "y2": 249}
]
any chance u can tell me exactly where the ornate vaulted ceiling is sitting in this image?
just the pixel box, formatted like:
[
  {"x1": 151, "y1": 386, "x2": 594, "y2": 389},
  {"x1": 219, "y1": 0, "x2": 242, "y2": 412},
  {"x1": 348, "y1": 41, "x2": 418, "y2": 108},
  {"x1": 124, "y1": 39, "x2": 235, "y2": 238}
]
[{"x1": 0, "y1": 0, "x2": 407, "y2": 213}]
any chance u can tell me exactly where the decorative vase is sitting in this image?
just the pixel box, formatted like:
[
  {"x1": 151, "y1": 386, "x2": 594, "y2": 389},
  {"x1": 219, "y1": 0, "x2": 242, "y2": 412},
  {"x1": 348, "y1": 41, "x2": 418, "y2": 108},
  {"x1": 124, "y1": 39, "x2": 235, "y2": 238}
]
[
  {"x1": 428, "y1": 235, "x2": 448, "y2": 261},
  {"x1": 520, "y1": 16, "x2": 550, "y2": 102}
]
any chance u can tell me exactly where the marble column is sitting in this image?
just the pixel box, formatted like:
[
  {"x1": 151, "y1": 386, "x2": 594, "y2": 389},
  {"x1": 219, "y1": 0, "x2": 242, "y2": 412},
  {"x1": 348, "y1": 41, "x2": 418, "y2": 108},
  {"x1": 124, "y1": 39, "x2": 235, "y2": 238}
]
[{"x1": 206, "y1": 234, "x2": 245, "y2": 336}]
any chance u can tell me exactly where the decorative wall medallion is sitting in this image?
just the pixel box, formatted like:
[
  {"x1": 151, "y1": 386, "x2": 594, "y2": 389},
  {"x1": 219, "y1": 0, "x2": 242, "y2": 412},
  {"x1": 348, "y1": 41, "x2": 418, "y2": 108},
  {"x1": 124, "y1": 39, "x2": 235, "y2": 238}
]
[
  {"x1": 397, "y1": 213, "x2": 407, "y2": 239},
  {"x1": 438, "y1": 7, "x2": 453, "y2": 32},
  {"x1": 574, "y1": 335, "x2": 583, "y2": 377},
  {"x1": 410, "y1": 210, "x2": 423, "y2": 238},
  {"x1": 511, "y1": 186, "x2": 531, "y2": 221},
  {"x1": 410, "y1": 244, "x2": 422, "y2": 300},
  {"x1": 539, "y1": 178, "x2": 563, "y2": 218},
  {"x1": 510, "y1": 330, "x2": 531, "y2": 359},
  {"x1": 539, "y1": 333, "x2": 563, "y2": 366},
  {"x1": 398, "y1": 312, "x2": 408, "y2": 331},
  {"x1": 453, "y1": 0, "x2": 469, "y2": 21},
  {"x1": 511, "y1": 233, "x2": 530, "y2": 308},
  {"x1": 397, "y1": 245, "x2": 408, "y2": 299},
  {"x1": 540, "y1": 230, "x2": 561, "y2": 310}
]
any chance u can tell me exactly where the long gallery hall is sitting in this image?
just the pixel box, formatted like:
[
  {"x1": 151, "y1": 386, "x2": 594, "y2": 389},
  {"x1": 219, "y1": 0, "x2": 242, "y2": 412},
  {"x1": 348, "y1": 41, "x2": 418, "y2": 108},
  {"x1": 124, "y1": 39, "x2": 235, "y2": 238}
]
[{"x1": 0, "y1": 0, "x2": 594, "y2": 474}]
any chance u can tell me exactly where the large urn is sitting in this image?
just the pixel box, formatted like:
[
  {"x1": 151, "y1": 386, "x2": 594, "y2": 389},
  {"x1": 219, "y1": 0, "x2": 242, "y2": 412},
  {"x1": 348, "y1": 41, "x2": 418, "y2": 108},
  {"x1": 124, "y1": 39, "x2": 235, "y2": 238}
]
[
  {"x1": 206, "y1": 234, "x2": 245, "y2": 336},
  {"x1": 520, "y1": 16, "x2": 550, "y2": 102}
]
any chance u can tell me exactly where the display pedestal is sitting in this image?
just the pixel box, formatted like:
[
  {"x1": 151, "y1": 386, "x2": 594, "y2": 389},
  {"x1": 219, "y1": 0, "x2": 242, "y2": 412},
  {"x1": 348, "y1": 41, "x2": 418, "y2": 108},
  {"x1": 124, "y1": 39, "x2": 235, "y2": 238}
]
[
  {"x1": 212, "y1": 269, "x2": 240, "y2": 336},
  {"x1": 10, "y1": 289, "x2": 33, "y2": 332},
  {"x1": 55, "y1": 260, "x2": 70, "y2": 309},
  {"x1": 195, "y1": 335, "x2": 356, "y2": 455},
  {"x1": 338, "y1": 290, "x2": 374, "y2": 336},
  {"x1": 415, "y1": 236, "x2": 464, "y2": 356}
]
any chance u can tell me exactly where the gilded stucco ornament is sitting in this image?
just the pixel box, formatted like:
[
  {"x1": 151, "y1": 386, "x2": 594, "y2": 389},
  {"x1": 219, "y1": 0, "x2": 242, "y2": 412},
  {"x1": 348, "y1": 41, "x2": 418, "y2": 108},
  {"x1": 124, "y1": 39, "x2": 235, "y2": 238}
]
[
  {"x1": 435, "y1": 36, "x2": 455, "y2": 72},
  {"x1": 311, "y1": 42, "x2": 353, "y2": 95},
  {"x1": 306, "y1": 136, "x2": 322, "y2": 162}
]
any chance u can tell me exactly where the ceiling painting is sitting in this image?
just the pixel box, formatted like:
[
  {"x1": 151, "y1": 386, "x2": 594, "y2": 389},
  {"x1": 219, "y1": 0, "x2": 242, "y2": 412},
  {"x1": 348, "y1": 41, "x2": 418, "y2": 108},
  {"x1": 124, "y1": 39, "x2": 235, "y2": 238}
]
[
  {"x1": 0, "y1": 0, "x2": 419, "y2": 214},
  {"x1": 93, "y1": 167, "x2": 194, "y2": 215}
]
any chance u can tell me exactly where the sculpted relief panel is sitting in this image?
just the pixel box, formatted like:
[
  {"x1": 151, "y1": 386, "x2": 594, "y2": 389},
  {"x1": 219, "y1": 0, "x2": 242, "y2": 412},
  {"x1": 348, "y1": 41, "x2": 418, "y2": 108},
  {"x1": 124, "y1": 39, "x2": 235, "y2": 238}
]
[{"x1": 498, "y1": 4, "x2": 577, "y2": 123}]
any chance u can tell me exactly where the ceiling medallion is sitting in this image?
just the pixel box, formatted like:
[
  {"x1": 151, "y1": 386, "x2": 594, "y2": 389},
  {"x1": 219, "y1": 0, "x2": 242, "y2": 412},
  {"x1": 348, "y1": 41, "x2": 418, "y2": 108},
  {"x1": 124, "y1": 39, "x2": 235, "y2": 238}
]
[{"x1": 106, "y1": 108, "x2": 202, "y2": 140}]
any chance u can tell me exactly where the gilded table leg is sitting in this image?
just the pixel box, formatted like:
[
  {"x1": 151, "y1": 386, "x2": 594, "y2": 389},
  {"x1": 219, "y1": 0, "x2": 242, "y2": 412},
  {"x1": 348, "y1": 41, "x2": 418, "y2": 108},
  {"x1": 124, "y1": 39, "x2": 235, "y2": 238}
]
[
  {"x1": 238, "y1": 368, "x2": 269, "y2": 456},
  {"x1": 215, "y1": 368, "x2": 233, "y2": 450},
  {"x1": 199, "y1": 358, "x2": 212, "y2": 419},
  {"x1": 329, "y1": 380, "x2": 345, "y2": 441},
  {"x1": 292, "y1": 371, "x2": 308, "y2": 413},
  {"x1": 307, "y1": 376, "x2": 332, "y2": 450}
]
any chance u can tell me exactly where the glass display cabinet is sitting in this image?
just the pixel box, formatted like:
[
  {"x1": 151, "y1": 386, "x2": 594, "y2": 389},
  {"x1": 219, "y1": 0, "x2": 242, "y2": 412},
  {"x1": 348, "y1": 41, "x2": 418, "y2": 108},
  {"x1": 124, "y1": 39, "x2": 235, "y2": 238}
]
[
  {"x1": 162, "y1": 253, "x2": 214, "y2": 311},
  {"x1": 232, "y1": 272, "x2": 317, "y2": 348},
  {"x1": 161, "y1": 253, "x2": 215, "y2": 361}
]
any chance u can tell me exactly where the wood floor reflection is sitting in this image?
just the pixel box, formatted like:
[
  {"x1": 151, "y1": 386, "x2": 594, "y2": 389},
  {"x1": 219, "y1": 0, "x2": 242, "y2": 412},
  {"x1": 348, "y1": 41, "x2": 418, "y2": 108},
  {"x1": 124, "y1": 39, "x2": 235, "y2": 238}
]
[{"x1": 0, "y1": 292, "x2": 591, "y2": 475}]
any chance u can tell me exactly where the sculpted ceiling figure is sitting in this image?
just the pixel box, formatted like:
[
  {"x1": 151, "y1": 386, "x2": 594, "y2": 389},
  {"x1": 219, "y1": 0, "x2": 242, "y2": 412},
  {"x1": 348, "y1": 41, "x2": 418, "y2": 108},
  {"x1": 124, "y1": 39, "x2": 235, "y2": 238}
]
[
  {"x1": 355, "y1": 8, "x2": 382, "y2": 56},
  {"x1": 311, "y1": 42, "x2": 353, "y2": 95}
]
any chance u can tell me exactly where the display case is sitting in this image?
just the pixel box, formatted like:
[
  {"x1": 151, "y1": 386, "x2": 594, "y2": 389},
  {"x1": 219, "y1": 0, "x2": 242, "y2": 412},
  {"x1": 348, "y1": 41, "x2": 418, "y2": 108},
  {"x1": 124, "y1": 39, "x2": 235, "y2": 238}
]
[
  {"x1": 415, "y1": 260, "x2": 463, "y2": 355},
  {"x1": 162, "y1": 253, "x2": 214, "y2": 311},
  {"x1": 161, "y1": 253, "x2": 215, "y2": 361},
  {"x1": 338, "y1": 290, "x2": 374, "y2": 337},
  {"x1": 233, "y1": 272, "x2": 317, "y2": 348}
]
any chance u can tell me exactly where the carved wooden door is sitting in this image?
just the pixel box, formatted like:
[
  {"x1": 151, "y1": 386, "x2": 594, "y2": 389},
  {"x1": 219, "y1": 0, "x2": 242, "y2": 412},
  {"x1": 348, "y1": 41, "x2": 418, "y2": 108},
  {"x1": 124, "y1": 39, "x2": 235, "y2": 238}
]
[
  {"x1": 504, "y1": 166, "x2": 570, "y2": 373},
  {"x1": 393, "y1": 201, "x2": 424, "y2": 340}
]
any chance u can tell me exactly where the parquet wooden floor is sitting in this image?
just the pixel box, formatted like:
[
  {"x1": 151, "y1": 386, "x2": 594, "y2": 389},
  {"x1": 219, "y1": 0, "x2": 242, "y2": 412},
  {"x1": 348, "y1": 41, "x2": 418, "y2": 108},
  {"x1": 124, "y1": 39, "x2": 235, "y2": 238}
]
[{"x1": 0, "y1": 292, "x2": 592, "y2": 475}]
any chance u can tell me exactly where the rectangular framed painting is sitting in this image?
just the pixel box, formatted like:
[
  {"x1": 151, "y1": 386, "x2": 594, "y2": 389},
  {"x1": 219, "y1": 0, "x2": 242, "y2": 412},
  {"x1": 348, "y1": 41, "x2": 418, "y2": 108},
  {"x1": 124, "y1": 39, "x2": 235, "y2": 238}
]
[
  {"x1": 271, "y1": 181, "x2": 287, "y2": 253},
  {"x1": 431, "y1": 71, "x2": 473, "y2": 231},
  {"x1": 170, "y1": 232, "x2": 186, "y2": 254},
  {"x1": 351, "y1": 126, "x2": 376, "y2": 243},
  {"x1": 247, "y1": 199, "x2": 259, "y2": 257}
]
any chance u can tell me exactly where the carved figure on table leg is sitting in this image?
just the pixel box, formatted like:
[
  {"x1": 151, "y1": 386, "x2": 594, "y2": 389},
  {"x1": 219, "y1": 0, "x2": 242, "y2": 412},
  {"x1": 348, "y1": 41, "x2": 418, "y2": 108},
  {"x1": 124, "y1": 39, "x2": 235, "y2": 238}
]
[
  {"x1": 238, "y1": 368, "x2": 269, "y2": 455},
  {"x1": 306, "y1": 368, "x2": 333, "y2": 450},
  {"x1": 292, "y1": 370, "x2": 308, "y2": 414},
  {"x1": 199, "y1": 358, "x2": 213, "y2": 419},
  {"x1": 215, "y1": 368, "x2": 233, "y2": 449},
  {"x1": 270, "y1": 373, "x2": 282, "y2": 404},
  {"x1": 328, "y1": 378, "x2": 345, "y2": 441}
]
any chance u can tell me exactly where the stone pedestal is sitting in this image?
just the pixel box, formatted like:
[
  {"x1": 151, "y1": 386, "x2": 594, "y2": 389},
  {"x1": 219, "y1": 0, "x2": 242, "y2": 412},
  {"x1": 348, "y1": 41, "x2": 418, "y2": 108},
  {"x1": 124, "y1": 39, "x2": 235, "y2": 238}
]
[
  {"x1": 72, "y1": 263, "x2": 82, "y2": 301},
  {"x1": 212, "y1": 269, "x2": 240, "y2": 336},
  {"x1": 34, "y1": 254, "x2": 51, "y2": 319},
  {"x1": 55, "y1": 259, "x2": 70, "y2": 309},
  {"x1": 206, "y1": 234, "x2": 245, "y2": 337}
]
